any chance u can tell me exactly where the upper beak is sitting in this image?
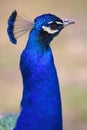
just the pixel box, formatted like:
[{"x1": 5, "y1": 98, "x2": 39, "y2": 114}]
[{"x1": 62, "y1": 18, "x2": 76, "y2": 27}]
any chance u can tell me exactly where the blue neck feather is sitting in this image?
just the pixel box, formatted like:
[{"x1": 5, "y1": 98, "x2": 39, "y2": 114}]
[{"x1": 14, "y1": 29, "x2": 62, "y2": 130}]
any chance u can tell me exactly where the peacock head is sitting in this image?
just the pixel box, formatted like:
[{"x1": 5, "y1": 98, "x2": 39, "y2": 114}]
[
  {"x1": 7, "y1": 10, "x2": 75, "y2": 44},
  {"x1": 33, "y1": 13, "x2": 75, "y2": 43}
]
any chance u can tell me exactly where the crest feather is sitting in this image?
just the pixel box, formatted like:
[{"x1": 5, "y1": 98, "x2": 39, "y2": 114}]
[{"x1": 7, "y1": 10, "x2": 34, "y2": 44}]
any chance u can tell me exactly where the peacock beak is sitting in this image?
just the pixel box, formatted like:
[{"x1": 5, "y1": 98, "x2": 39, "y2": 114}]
[{"x1": 62, "y1": 18, "x2": 75, "y2": 27}]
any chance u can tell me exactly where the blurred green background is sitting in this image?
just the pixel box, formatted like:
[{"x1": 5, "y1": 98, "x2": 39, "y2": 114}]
[{"x1": 0, "y1": 0, "x2": 87, "y2": 130}]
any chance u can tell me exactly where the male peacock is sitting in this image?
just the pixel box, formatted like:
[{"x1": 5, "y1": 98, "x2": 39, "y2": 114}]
[{"x1": 7, "y1": 10, "x2": 75, "y2": 130}]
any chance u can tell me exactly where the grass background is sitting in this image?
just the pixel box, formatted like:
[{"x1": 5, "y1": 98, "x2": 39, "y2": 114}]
[{"x1": 0, "y1": 0, "x2": 87, "y2": 130}]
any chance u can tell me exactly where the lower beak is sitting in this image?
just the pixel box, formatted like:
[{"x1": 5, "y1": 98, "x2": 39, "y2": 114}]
[{"x1": 62, "y1": 18, "x2": 75, "y2": 27}]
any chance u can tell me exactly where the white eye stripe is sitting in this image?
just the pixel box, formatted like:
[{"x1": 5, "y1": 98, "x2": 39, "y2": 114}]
[
  {"x1": 47, "y1": 21, "x2": 63, "y2": 25},
  {"x1": 42, "y1": 26, "x2": 58, "y2": 34},
  {"x1": 56, "y1": 21, "x2": 63, "y2": 25},
  {"x1": 48, "y1": 21, "x2": 53, "y2": 24}
]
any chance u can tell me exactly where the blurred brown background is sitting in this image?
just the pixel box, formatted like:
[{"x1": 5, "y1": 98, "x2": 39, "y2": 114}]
[{"x1": 0, "y1": 0, "x2": 87, "y2": 130}]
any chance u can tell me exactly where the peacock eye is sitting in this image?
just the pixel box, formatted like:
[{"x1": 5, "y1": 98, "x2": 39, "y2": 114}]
[{"x1": 50, "y1": 22, "x2": 58, "y2": 30}]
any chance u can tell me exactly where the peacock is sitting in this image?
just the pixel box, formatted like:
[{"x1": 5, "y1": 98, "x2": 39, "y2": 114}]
[{"x1": 7, "y1": 10, "x2": 75, "y2": 130}]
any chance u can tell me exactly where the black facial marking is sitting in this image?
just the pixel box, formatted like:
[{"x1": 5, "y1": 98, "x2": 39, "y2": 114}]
[
  {"x1": 39, "y1": 29, "x2": 53, "y2": 44},
  {"x1": 40, "y1": 29, "x2": 51, "y2": 38}
]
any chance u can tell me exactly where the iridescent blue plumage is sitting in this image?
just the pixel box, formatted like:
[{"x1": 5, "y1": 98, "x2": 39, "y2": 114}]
[{"x1": 7, "y1": 10, "x2": 75, "y2": 130}]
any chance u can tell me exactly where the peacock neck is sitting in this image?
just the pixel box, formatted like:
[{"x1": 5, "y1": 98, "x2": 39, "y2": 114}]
[
  {"x1": 20, "y1": 29, "x2": 62, "y2": 107},
  {"x1": 19, "y1": 30, "x2": 62, "y2": 130}
]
